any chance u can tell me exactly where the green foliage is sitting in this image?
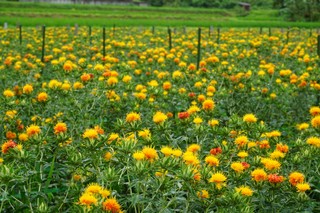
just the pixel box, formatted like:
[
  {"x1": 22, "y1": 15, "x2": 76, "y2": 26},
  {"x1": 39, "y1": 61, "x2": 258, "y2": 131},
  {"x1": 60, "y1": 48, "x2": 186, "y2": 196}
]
[{"x1": 275, "y1": 0, "x2": 320, "y2": 21}]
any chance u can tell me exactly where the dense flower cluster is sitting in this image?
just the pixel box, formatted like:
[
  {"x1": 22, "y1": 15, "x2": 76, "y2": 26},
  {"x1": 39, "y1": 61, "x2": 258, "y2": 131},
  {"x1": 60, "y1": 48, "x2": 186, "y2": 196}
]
[{"x1": 0, "y1": 27, "x2": 319, "y2": 212}]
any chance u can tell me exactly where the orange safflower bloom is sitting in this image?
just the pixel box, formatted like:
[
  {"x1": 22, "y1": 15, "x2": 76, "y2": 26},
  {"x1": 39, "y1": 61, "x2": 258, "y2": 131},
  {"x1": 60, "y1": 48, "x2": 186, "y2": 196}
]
[
  {"x1": 202, "y1": 99, "x2": 215, "y2": 111},
  {"x1": 54, "y1": 122, "x2": 67, "y2": 134},
  {"x1": 1, "y1": 140, "x2": 17, "y2": 154},
  {"x1": 26, "y1": 125, "x2": 41, "y2": 137},
  {"x1": 6, "y1": 131, "x2": 16, "y2": 139},
  {"x1": 102, "y1": 198, "x2": 121, "y2": 213},
  {"x1": 289, "y1": 172, "x2": 305, "y2": 186},
  {"x1": 268, "y1": 174, "x2": 284, "y2": 184},
  {"x1": 142, "y1": 146, "x2": 158, "y2": 161},
  {"x1": 37, "y1": 92, "x2": 48, "y2": 102},
  {"x1": 276, "y1": 144, "x2": 288, "y2": 154},
  {"x1": 178, "y1": 111, "x2": 189, "y2": 120}
]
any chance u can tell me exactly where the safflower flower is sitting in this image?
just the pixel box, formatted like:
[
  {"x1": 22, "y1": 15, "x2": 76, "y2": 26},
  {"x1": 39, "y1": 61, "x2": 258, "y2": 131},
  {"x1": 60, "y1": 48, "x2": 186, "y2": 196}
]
[
  {"x1": 83, "y1": 129, "x2": 98, "y2": 139},
  {"x1": 133, "y1": 151, "x2": 145, "y2": 161},
  {"x1": 251, "y1": 168, "x2": 267, "y2": 182},
  {"x1": 102, "y1": 198, "x2": 121, "y2": 213},
  {"x1": 310, "y1": 106, "x2": 320, "y2": 116},
  {"x1": 187, "y1": 144, "x2": 201, "y2": 153},
  {"x1": 142, "y1": 146, "x2": 158, "y2": 161},
  {"x1": 235, "y1": 186, "x2": 253, "y2": 196},
  {"x1": 85, "y1": 183, "x2": 101, "y2": 194},
  {"x1": 243, "y1": 113, "x2": 257, "y2": 123},
  {"x1": 205, "y1": 155, "x2": 219, "y2": 167},
  {"x1": 289, "y1": 172, "x2": 305, "y2": 186},
  {"x1": 22, "y1": 84, "x2": 33, "y2": 94},
  {"x1": 268, "y1": 174, "x2": 284, "y2": 184},
  {"x1": 78, "y1": 193, "x2": 97, "y2": 207},
  {"x1": 37, "y1": 92, "x2": 48, "y2": 102},
  {"x1": 306, "y1": 137, "x2": 320, "y2": 147},
  {"x1": 3, "y1": 89, "x2": 15, "y2": 97},
  {"x1": 202, "y1": 99, "x2": 215, "y2": 111},
  {"x1": 26, "y1": 125, "x2": 41, "y2": 137},
  {"x1": 197, "y1": 190, "x2": 209, "y2": 198},
  {"x1": 54, "y1": 122, "x2": 67, "y2": 134},
  {"x1": 153, "y1": 111, "x2": 167, "y2": 124},
  {"x1": 126, "y1": 112, "x2": 141, "y2": 123},
  {"x1": 311, "y1": 116, "x2": 320, "y2": 128},
  {"x1": 161, "y1": 146, "x2": 173, "y2": 157},
  {"x1": 231, "y1": 162, "x2": 245, "y2": 173},
  {"x1": 235, "y1": 135, "x2": 248, "y2": 147},
  {"x1": 296, "y1": 183, "x2": 311, "y2": 193},
  {"x1": 296, "y1": 123, "x2": 309, "y2": 131},
  {"x1": 1, "y1": 140, "x2": 17, "y2": 154},
  {"x1": 209, "y1": 172, "x2": 227, "y2": 189}
]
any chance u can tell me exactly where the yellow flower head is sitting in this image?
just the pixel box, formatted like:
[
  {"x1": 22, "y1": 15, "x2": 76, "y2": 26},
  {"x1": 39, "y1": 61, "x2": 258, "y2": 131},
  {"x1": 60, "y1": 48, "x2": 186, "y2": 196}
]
[
  {"x1": 310, "y1": 106, "x2": 320, "y2": 116},
  {"x1": 251, "y1": 168, "x2": 267, "y2": 182},
  {"x1": 23, "y1": 84, "x2": 33, "y2": 94},
  {"x1": 187, "y1": 144, "x2": 201, "y2": 153},
  {"x1": 289, "y1": 172, "x2": 305, "y2": 186},
  {"x1": 237, "y1": 151, "x2": 248, "y2": 158},
  {"x1": 193, "y1": 117, "x2": 203, "y2": 125},
  {"x1": 235, "y1": 135, "x2": 248, "y2": 147},
  {"x1": 133, "y1": 151, "x2": 145, "y2": 161},
  {"x1": 37, "y1": 92, "x2": 48, "y2": 102},
  {"x1": 3, "y1": 89, "x2": 15, "y2": 97},
  {"x1": 153, "y1": 111, "x2": 167, "y2": 124},
  {"x1": 205, "y1": 155, "x2": 219, "y2": 167},
  {"x1": 18, "y1": 133, "x2": 28, "y2": 142},
  {"x1": 296, "y1": 123, "x2": 309, "y2": 131},
  {"x1": 108, "y1": 133, "x2": 119, "y2": 143},
  {"x1": 209, "y1": 172, "x2": 227, "y2": 189},
  {"x1": 104, "y1": 152, "x2": 112, "y2": 161},
  {"x1": 296, "y1": 183, "x2": 311, "y2": 193},
  {"x1": 78, "y1": 193, "x2": 97, "y2": 207},
  {"x1": 85, "y1": 183, "x2": 101, "y2": 194},
  {"x1": 138, "y1": 129, "x2": 151, "y2": 140},
  {"x1": 172, "y1": 149, "x2": 182, "y2": 157},
  {"x1": 208, "y1": 119, "x2": 219, "y2": 127},
  {"x1": 161, "y1": 146, "x2": 173, "y2": 157},
  {"x1": 243, "y1": 113, "x2": 257, "y2": 123},
  {"x1": 107, "y1": 77, "x2": 118, "y2": 86},
  {"x1": 142, "y1": 146, "x2": 158, "y2": 161},
  {"x1": 306, "y1": 137, "x2": 320, "y2": 147},
  {"x1": 202, "y1": 99, "x2": 215, "y2": 111},
  {"x1": 126, "y1": 112, "x2": 141, "y2": 123},
  {"x1": 311, "y1": 116, "x2": 320, "y2": 128},
  {"x1": 231, "y1": 162, "x2": 245, "y2": 173},
  {"x1": 270, "y1": 150, "x2": 285, "y2": 159},
  {"x1": 236, "y1": 186, "x2": 253, "y2": 196},
  {"x1": 197, "y1": 190, "x2": 210, "y2": 199},
  {"x1": 26, "y1": 125, "x2": 41, "y2": 137},
  {"x1": 261, "y1": 158, "x2": 281, "y2": 170},
  {"x1": 83, "y1": 128, "x2": 98, "y2": 139}
]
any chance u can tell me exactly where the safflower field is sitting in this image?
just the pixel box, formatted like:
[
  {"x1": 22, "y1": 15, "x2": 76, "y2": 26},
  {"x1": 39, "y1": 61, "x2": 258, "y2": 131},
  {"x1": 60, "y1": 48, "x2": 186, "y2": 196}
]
[{"x1": 0, "y1": 26, "x2": 320, "y2": 212}]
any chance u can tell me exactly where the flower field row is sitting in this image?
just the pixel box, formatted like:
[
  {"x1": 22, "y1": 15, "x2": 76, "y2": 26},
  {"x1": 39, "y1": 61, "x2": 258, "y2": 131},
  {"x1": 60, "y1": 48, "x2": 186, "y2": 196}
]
[{"x1": 0, "y1": 26, "x2": 319, "y2": 212}]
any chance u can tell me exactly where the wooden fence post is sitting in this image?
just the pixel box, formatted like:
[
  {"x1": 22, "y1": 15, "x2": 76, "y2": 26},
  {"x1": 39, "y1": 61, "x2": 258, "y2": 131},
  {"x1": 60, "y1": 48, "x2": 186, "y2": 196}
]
[
  {"x1": 41, "y1": 25, "x2": 46, "y2": 63},
  {"x1": 168, "y1": 27, "x2": 172, "y2": 50},
  {"x1": 196, "y1": 27, "x2": 201, "y2": 70}
]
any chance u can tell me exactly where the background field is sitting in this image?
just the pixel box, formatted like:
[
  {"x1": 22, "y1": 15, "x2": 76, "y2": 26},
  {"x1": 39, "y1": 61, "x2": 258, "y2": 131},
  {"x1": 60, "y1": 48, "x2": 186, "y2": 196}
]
[{"x1": 1, "y1": 1, "x2": 320, "y2": 28}]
